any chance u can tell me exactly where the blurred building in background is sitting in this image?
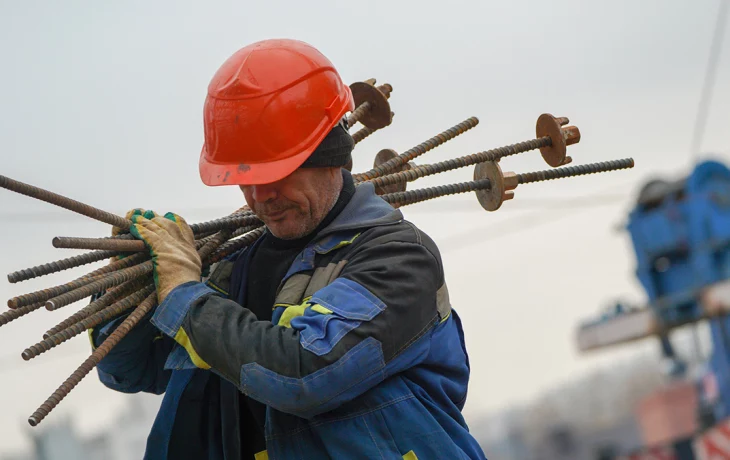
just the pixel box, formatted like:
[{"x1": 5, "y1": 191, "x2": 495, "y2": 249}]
[{"x1": 2, "y1": 396, "x2": 157, "y2": 460}]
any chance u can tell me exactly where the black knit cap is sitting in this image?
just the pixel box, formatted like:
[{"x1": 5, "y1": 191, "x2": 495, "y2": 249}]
[{"x1": 299, "y1": 118, "x2": 354, "y2": 168}]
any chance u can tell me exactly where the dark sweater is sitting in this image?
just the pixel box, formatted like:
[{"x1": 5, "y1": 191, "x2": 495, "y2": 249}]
[{"x1": 239, "y1": 171, "x2": 355, "y2": 458}]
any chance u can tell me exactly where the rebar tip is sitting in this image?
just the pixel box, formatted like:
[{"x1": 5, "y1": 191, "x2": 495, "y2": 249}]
[
  {"x1": 45, "y1": 300, "x2": 55, "y2": 311},
  {"x1": 28, "y1": 416, "x2": 39, "y2": 427},
  {"x1": 21, "y1": 349, "x2": 33, "y2": 361}
]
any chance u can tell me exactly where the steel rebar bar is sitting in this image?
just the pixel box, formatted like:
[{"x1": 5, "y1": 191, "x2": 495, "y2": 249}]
[
  {"x1": 353, "y1": 117, "x2": 480, "y2": 182},
  {"x1": 381, "y1": 158, "x2": 636, "y2": 207},
  {"x1": 207, "y1": 226, "x2": 266, "y2": 265},
  {"x1": 369, "y1": 137, "x2": 553, "y2": 189},
  {"x1": 352, "y1": 111, "x2": 394, "y2": 144},
  {"x1": 52, "y1": 237, "x2": 146, "y2": 252},
  {"x1": 44, "y1": 261, "x2": 153, "y2": 311},
  {"x1": 22, "y1": 283, "x2": 155, "y2": 361},
  {"x1": 27, "y1": 291, "x2": 158, "y2": 427},
  {"x1": 7, "y1": 250, "x2": 118, "y2": 284},
  {"x1": 0, "y1": 175, "x2": 130, "y2": 229},
  {"x1": 0, "y1": 302, "x2": 45, "y2": 328},
  {"x1": 347, "y1": 84, "x2": 392, "y2": 127},
  {"x1": 43, "y1": 276, "x2": 152, "y2": 339}
]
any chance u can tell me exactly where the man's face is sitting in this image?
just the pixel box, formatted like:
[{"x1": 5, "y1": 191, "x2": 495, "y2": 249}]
[{"x1": 240, "y1": 167, "x2": 343, "y2": 240}]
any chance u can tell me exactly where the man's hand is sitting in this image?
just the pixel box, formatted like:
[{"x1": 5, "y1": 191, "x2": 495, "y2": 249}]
[
  {"x1": 111, "y1": 208, "x2": 158, "y2": 261},
  {"x1": 129, "y1": 210, "x2": 202, "y2": 303}
]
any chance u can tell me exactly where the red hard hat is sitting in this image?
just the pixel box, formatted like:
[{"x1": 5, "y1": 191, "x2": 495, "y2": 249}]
[{"x1": 199, "y1": 39, "x2": 354, "y2": 186}]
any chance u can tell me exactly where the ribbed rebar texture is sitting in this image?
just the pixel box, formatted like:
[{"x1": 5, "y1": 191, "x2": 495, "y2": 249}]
[
  {"x1": 52, "y1": 237, "x2": 146, "y2": 252},
  {"x1": 44, "y1": 261, "x2": 153, "y2": 311},
  {"x1": 381, "y1": 179, "x2": 492, "y2": 207},
  {"x1": 7, "y1": 250, "x2": 118, "y2": 284},
  {"x1": 8, "y1": 253, "x2": 148, "y2": 309},
  {"x1": 43, "y1": 275, "x2": 152, "y2": 339},
  {"x1": 190, "y1": 213, "x2": 261, "y2": 235},
  {"x1": 22, "y1": 283, "x2": 155, "y2": 361},
  {"x1": 207, "y1": 226, "x2": 266, "y2": 265},
  {"x1": 351, "y1": 111, "x2": 395, "y2": 145},
  {"x1": 348, "y1": 103, "x2": 372, "y2": 128},
  {"x1": 199, "y1": 230, "x2": 234, "y2": 262},
  {"x1": 0, "y1": 175, "x2": 130, "y2": 229},
  {"x1": 353, "y1": 117, "x2": 480, "y2": 182},
  {"x1": 0, "y1": 302, "x2": 45, "y2": 328},
  {"x1": 84, "y1": 252, "x2": 149, "y2": 279},
  {"x1": 230, "y1": 224, "x2": 261, "y2": 239},
  {"x1": 370, "y1": 137, "x2": 553, "y2": 189},
  {"x1": 8, "y1": 273, "x2": 108, "y2": 309},
  {"x1": 352, "y1": 126, "x2": 376, "y2": 144},
  {"x1": 27, "y1": 291, "x2": 158, "y2": 427},
  {"x1": 517, "y1": 159, "x2": 635, "y2": 184},
  {"x1": 346, "y1": 84, "x2": 392, "y2": 127}
]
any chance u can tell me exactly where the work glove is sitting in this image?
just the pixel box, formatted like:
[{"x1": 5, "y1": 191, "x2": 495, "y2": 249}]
[
  {"x1": 129, "y1": 210, "x2": 202, "y2": 303},
  {"x1": 111, "y1": 208, "x2": 158, "y2": 261}
]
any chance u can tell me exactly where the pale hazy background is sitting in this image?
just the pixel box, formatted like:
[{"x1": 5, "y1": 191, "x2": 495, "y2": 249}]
[{"x1": 0, "y1": 0, "x2": 728, "y2": 457}]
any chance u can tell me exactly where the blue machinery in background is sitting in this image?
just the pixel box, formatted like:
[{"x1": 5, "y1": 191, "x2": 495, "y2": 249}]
[{"x1": 577, "y1": 160, "x2": 730, "y2": 455}]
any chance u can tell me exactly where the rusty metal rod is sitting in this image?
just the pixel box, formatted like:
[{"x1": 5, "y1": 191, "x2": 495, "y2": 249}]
[
  {"x1": 207, "y1": 226, "x2": 266, "y2": 265},
  {"x1": 353, "y1": 117, "x2": 480, "y2": 182},
  {"x1": 382, "y1": 179, "x2": 492, "y2": 207},
  {"x1": 7, "y1": 252, "x2": 149, "y2": 309},
  {"x1": 0, "y1": 302, "x2": 45, "y2": 328},
  {"x1": 25, "y1": 213, "x2": 243, "y2": 423},
  {"x1": 52, "y1": 237, "x2": 145, "y2": 252},
  {"x1": 22, "y1": 283, "x2": 155, "y2": 361},
  {"x1": 190, "y1": 213, "x2": 261, "y2": 235},
  {"x1": 199, "y1": 229, "x2": 234, "y2": 262},
  {"x1": 347, "y1": 84, "x2": 392, "y2": 127},
  {"x1": 8, "y1": 273, "x2": 108, "y2": 310},
  {"x1": 44, "y1": 261, "x2": 153, "y2": 311},
  {"x1": 48, "y1": 222, "x2": 235, "y2": 254},
  {"x1": 381, "y1": 158, "x2": 635, "y2": 207},
  {"x1": 7, "y1": 250, "x2": 118, "y2": 284},
  {"x1": 43, "y1": 276, "x2": 152, "y2": 339},
  {"x1": 0, "y1": 175, "x2": 131, "y2": 229},
  {"x1": 516, "y1": 159, "x2": 635, "y2": 184},
  {"x1": 27, "y1": 291, "x2": 158, "y2": 427},
  {"x1": 368, "y1": 136, "x2": 554, "y2": 189},
  {"x1": 7, "y1": 207, "x2": 252, "y2": 283},
  {"x1": 352, "y1": 112, "x2": 394, "y2": 144}
]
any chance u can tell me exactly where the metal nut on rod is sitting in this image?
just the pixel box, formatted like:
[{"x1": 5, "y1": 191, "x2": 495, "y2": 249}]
[
  {"x1": 473, "y1": 161, "x2": 518, "y2": 211},
  {"x1": 372, "y1": 149, "x2": 417, "y2": 195},
  {"x1": 473, "y1": 158, "x2": 636, "y2": 212},
  {"x1": 535, "y1": 114, "x2": 581, "y2": 167},
  {"x1": 348, "y1": 79, "x2": 393, "y2": 129}
]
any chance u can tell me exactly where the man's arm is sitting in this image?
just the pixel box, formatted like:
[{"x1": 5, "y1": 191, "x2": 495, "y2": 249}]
[
  {"x1": 93, "y1": 309, "x2": 176, "y2": 395},
  {"x1": 151, "y1": 231, "x2": 445, "y2": 419}
]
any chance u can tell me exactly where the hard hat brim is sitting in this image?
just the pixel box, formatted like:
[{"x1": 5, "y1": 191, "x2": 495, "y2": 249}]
[{"x1": 198, "y1": 141, "x2": 320, "y2": 186}]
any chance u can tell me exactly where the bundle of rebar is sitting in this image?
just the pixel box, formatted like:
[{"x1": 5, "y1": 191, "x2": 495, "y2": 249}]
[{"x1": 0, "y1": 78, "x2": 635, "y2": 426}]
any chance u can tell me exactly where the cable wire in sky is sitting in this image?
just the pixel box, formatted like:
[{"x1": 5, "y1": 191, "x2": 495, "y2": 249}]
[{"x1": 690, "y1": 0, "x2": 730, "y2": 160}]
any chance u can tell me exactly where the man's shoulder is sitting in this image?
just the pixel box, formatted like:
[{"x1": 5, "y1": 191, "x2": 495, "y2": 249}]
[{"x1": 348, "y1": 218, "x2": 443, "y2": 263}]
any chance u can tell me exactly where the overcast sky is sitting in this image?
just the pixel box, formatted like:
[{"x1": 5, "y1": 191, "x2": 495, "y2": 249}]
[{"x1": 1, "y1": 0, "x2": 729, "y2": 455}]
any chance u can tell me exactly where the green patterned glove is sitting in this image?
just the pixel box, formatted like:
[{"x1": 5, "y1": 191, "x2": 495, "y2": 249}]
[{"x1": 129, "y1": 211, "x2": 202, "y2": 303}]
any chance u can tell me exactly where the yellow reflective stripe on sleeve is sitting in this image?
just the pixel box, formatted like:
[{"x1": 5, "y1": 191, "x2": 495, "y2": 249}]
[
  {"x1": 173, "y1": 327, "x2": 211, "y2": 369},
  {"x1": 254, "y1": 450, "x2": 268, "y2": 460},
  {"x1": 403, "y1": 451, "x2": 418, "y2": 460}
]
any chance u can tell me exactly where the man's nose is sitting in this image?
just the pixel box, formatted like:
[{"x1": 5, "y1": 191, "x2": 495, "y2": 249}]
[{"x1": 250, "y1": 184, "x2": 278, "y2": 203}]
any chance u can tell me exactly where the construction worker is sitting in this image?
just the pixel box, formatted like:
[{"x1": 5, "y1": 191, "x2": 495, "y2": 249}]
[{"x1": 92, "y1": 39, "x2": 487, "y2": 460}]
